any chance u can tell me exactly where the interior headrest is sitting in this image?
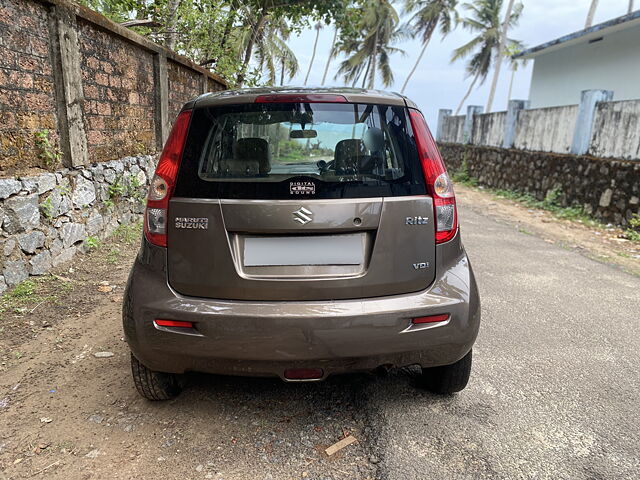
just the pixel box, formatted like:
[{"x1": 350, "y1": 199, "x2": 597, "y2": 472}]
[
  {"x1": 234, "y1": 138, "x2": 271, "y2": 174},
  {"x1": 334, "y1": 139, "x2": 366, "y2": 175}
]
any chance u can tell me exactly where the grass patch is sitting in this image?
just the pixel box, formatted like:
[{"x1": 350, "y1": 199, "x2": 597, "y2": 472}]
[
  {"x1": 0, "y1": 275, "x2": 75, "y2": 316},
  {"x1": 450, "y1": 157, "x2": 478, "y2": 187},
  {"x1": 113, "y1": 222, "x2": 142, "y2": 245},
  {"x1": 7, "y1": 280, "x2": 37, "y2": 299},
  {"x1": 623, "y1": 214, "x2": 640, "y2": 242},
  {"x1": 106, "y1": 247, "x2": 121, "y2": 265},
  {"x1": 491, "y1": 188, "x2": 602, "y2": 228},
  {"x1": 85, "y1": 235, "x2": 100, "y2": 251}
]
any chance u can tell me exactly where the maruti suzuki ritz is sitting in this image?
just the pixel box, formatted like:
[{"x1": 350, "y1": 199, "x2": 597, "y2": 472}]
[{"x1": 123, "y1": 87, "x2": 480, "y2": 400}]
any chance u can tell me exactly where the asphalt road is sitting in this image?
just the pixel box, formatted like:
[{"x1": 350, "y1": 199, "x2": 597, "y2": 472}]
[
  {"x1": 363, "y1": 204, "x2": 640, "y2": 479},
  {"x1": 1, "y1": 203, "x2": 639, "y2": 480}
]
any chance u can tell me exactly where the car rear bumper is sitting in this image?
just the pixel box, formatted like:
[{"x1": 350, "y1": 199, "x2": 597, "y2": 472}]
[{"x1": 123, "y1": 233, "x2": 480, "y2": 380}]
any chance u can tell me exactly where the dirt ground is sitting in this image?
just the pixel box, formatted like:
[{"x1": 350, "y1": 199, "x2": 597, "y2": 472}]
[
  {"x1": 0, "y1": 188, "x2": 638, "y2": 480},
  {"x1": 455, "y1": 184, "x2": 640, "y2": 277},
  {"x1": 0, "y1": 226, "x2": 377, "y2": 480}
]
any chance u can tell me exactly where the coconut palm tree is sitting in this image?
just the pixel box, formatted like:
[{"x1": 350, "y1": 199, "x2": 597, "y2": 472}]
[
  {"x1": 304, "y1": 22, "x2": 323, "y2": 85},
  {"x1": 451, "y1": 0, "x2": 521, "y2": 115},
  {"x1": 336, "y1": 0, "x2": 405, "y2": 89},
  {"x1": 400, "y1": 0, "x2": 459, "y2": 93},
  {"x1": 321, "y1": 27, "x2": 338, "y2": 85},
  {"x1": 254, "y1": 18, "x2": 299, "y2": 86},
  {"x1": 504, "y1": 43, "x2": 526, "y2": 102},
  {"x1": 485, "y1": 0, "x2": 522, "y2": 112}
]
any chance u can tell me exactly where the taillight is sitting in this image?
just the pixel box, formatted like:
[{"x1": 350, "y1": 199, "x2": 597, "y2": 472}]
[
  {"x1": 144, "y1": 109, "x2": 192, "y2": 247},
  {"x1": 409, "y1": 110, "x2": 458, "y2": 243},
  {"x1": 254, "y1": 94, "x2": 347, "y2": 103}
]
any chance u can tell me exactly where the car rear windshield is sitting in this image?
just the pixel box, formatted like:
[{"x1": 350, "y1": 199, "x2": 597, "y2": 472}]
[{"x1": 174, "y1": 102, "x2": 427, "y2": 199}]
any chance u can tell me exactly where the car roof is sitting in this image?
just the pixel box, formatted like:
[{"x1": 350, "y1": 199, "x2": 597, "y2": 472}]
[{"x1": 188, "y1": 86, "x2": 418, "y2": 109}]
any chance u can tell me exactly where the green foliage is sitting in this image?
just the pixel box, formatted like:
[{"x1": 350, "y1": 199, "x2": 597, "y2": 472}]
[
  {"x1": 7, "y1": 280, "x2": 36, "y2": 300},
  {"x1": 79, "y1": 0, "x2": 353, "y2": 87},
  {"x1": 113, "y1": 221, "x2": 143, "y2": 244},
  {"x1": 336, "y1": 0, "x2": 405, "y2": 88},
  {"x1": 85, "y1": 236, "x2": 101, "y2": 251},
  {"x1": 450, "y1": 0, "x2": 523, "y2": 112},
  {"x1": 492, "y1": 188, "x2": 598, "y2": 225},
  {"x1": 34, "y1": 129, "x2": 62, "y2": 170},
  {"x1": 623, "y1": 214, "x2": 640, "y2": 242},
  {"x1": 0, "y1": 274, "x2": 75, "y2": 318},
  {"x1": 108, "y1": 176, "x2": 126, "y2": 199},
  {"x1": 40, "y1": 196, "x2": 54, "y2": 221},
  {"x1": 450, "y1": 155, "x2": 477, "y2": 186},
  {"x1": 106, "y1": 247, "x2": 121, "y2": 264}
]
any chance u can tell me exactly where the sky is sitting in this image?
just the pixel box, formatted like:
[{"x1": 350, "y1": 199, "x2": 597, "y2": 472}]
[{"x1": 284, "y1": 0, "x2": 633, "y2": 127}]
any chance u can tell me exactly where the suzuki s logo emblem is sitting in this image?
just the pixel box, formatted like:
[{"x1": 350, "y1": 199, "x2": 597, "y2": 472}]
[{"x1": 293, "y1": 207, "x2": 313, "y2": 225}]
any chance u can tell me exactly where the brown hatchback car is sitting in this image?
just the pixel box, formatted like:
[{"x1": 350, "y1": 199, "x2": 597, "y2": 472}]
[{"x1": 123, "y1": 88, "x2": 480, "y2": 400}]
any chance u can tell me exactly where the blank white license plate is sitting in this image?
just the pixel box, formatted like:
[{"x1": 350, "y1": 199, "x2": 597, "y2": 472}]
[{"x1": 244, "y1": 234, "x2": 364, "y2": 266}]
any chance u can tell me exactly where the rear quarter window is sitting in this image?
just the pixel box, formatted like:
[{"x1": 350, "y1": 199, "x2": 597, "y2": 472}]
[{"x1": 174, "y1": 102, "x2": 427, "y2": 199}]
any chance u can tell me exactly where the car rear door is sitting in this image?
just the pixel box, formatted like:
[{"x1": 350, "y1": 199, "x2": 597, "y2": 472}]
[{"x1": 166, "y1": 98, "x2": 438, "y2": 301}]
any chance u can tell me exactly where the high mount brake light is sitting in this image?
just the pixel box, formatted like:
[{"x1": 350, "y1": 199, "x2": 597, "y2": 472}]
[
  {"x1": 254, "y1": 94, "x2": 348, "y2": 103},
  {"x1": 408, "y1": 110, "x2": 458, "y2": 244},
  {"x1": 144, "y1": 109, "x2": 192, "y2": 247}
]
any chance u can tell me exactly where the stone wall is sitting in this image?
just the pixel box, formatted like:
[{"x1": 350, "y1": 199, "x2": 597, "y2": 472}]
[
  {"x1": 439, "y1": 142, "x2": 640, "y2": 226},
  {"x1": 0, "y1": 155, "x2": 156, "y2": 292}
]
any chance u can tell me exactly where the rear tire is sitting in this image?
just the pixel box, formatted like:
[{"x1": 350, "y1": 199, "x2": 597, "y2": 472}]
[
  {"x1": 420, "y1": 350, "x2": 472, "y2": 394},
  {"x1": 130, "y1": 354, "x2": 181, "y2": 400}
]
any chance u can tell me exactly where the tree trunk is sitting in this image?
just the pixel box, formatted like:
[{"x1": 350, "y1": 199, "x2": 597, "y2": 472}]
[
  {"x1": 361, "y1": 56, "x2": 372, "y2": 88},
  {"x1": 165, "y1": 0, "x2": 182, "y2": 50},
  {"x1": 237, "y1": 8, "x2": 269, "y2": 87},
  {"x1": 507, "y1": 67, "x2": 515, "y2": 102},
  {"x1": 304, "y1": 23, "x2": 322, "y2": 85},
  {"x1": 280, "y1": 59, "x2": 285, "y2": 85},
  {"x1": 455, "y1": 72, "x2": 480, "y2": 116},
  {"x1": 321, "y1": 28, "x2": 338, "y2": 85},
  {"x1": 401, "y1": 21, "x2": 436, "y2": 93},
  {"x1": 628, "y1": 0, "x2": 634, "y2": 13},
  {"x1": 219, "y1": 0, "x2": 238, "y2": 52},
  {"x1": 485, "y1": 0, "x2": 516, "y2": 113},
  {"x1": 585, "y1": 0, "x2": 599, "y2": 28},
  {"x1": 368, "y1": 28, "x2": 379, "y2": 89}
]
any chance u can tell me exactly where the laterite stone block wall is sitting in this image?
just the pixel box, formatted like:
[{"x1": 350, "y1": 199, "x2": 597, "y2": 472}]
[
  {"x1": 167, "y1": 60, "x2": 204, "y2": 122},
  {"x1": 0, "y1": 0, "x2": 59, "y2": 174},
  {"x1": 78, "y1": 19, "x2": 156, "y2": 162}
]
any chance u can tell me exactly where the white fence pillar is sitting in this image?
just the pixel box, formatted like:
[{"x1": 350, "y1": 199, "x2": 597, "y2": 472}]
[
  {"x1": 503, "y1": 100, "x2": 529, "y2": 148},
  {"x1": 436, "y1": 109, "x2": 452, "y2": 142},
  {"x1": 570, "y1": 89, "x2": 614, "y2": 155},
  {"x1": 463, "y1": 106, "x2": 483, "y2": 144}
]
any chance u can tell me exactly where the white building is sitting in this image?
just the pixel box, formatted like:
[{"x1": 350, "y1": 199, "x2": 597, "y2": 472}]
[{"x1": 517, "y1": 10, "x2": 640, "y2": 108}]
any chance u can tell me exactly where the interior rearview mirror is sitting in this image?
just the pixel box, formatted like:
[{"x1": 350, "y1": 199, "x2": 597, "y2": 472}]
[{"x1": 290, "y1": 130, "x2": 317, "y2": 139}]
